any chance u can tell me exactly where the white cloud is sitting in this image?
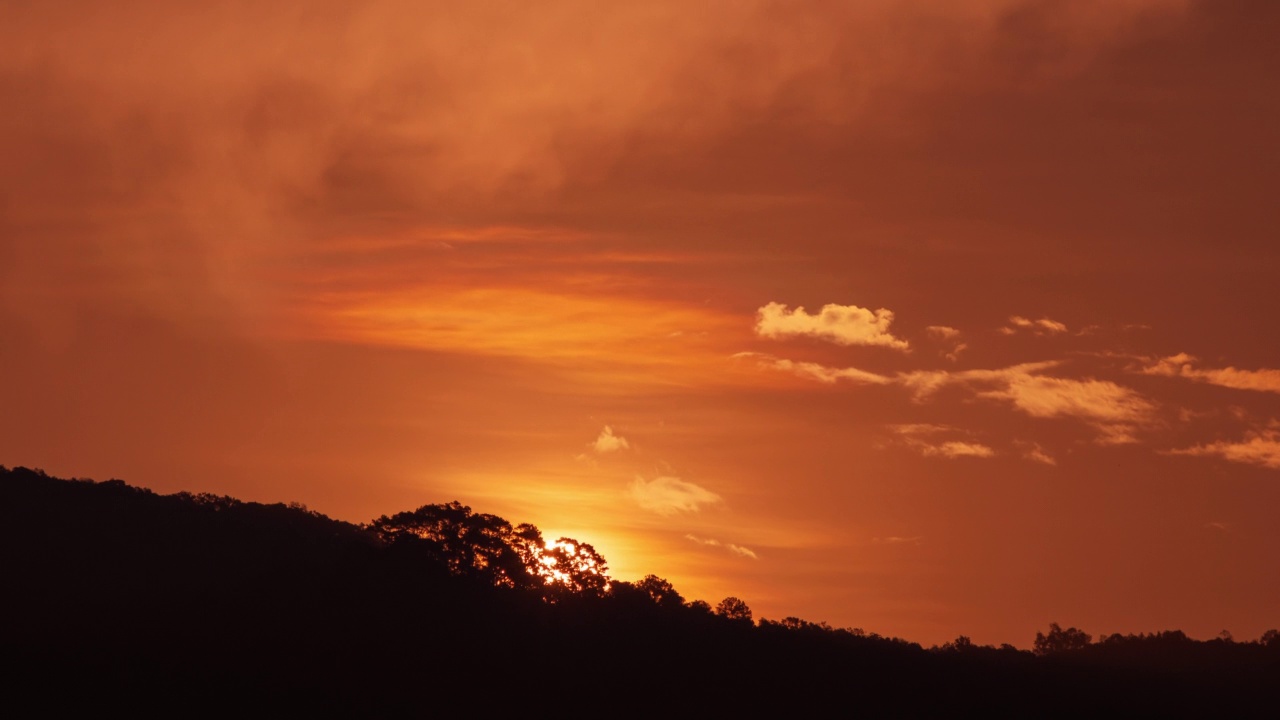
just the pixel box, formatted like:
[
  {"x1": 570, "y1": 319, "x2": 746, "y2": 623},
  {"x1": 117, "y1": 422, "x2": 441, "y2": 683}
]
[
  {"x1": 1168, "y1": 428, "x2": 1280, "y2": 469},
  {"x1": 631, "y1": 476, "x2": 721, "y2": 515},
  {"x1": 1140, "y1": 353, "x2": 1280, "y2": 394},
  {"x1": 755, "y1": 302, "x2": 909, "y2": 350},
  {"x1": 592, "y1": 425, "x2": 630, "y2": 453}
]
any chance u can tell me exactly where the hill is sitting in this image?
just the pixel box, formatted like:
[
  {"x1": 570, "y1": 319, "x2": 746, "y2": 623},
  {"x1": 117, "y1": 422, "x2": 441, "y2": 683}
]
[{"x1": 2, "y1": 465, "x2": 1275, "y2": 715}]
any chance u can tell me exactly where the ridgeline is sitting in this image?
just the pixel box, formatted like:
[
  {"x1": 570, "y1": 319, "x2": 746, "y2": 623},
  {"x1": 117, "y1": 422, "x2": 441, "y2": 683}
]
[{"x1": 2, "y1": 466, "x2": 1276, "y2": 715}]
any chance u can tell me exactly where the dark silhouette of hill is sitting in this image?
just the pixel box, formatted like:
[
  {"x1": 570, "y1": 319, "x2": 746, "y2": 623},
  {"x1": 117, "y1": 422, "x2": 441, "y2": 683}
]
[{"x1": 2, "y1": 466, "x2": 1276, "y2": 716}]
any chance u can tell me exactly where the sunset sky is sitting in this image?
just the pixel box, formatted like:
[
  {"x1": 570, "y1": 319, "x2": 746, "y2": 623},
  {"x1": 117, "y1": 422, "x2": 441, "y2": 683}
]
[{"x1": 3, "y1": 0, "x2": 1278, "y2": 646}]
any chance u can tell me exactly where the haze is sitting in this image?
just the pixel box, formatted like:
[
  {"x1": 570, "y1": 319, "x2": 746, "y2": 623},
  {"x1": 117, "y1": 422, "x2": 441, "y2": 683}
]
[{"x1": 2, "y1": 0, "x2": 1278, "y2": 646}]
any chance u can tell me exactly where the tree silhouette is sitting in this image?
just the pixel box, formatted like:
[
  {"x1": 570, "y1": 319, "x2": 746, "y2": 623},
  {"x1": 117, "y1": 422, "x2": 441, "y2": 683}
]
[
  {"x1": 634, "y1": 574, "x2": 684, "y2": 608},
  {"x1": 715, "y1": 596, "x2": 753, "y2": 624},
  {"x1": 541, "y1": 537, "x2": 610, "y2": 598},
  {"x1": 1033, "y1": 623, "x2": 1092, "y2": 655},
  {"x1": 369, "y1": 502, "x2": 545, "y2": 590}
]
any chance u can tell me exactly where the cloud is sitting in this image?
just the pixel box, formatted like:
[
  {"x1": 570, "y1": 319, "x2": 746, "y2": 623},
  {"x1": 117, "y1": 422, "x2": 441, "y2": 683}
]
[
  {"x1": 920, "y1": 441, "x2": 995, "y2": 458},
  {"x1": 754, "y1": 355, "x2": 1155, "y2": 441},
  {"x1": 889, "y1": 424, "x2": 995, "y2": 459},
  {"x1": 1021, "y1": 443, "x2": 1057, "y2": 465},
  {"x1": 1140, "y1": 353, "x2": 1280, "y2": 394},
  {"x1": 755, "y1": 302, "x2": 910, "y2": 350},
  {"x1": 873, "y1": 536, "x2": 922, "y2": 545},
  {"x1": 733, "y1": 353, "x2": 892, "y2": 385},
  {"x1": 1167, "y1": 428, "x2": 1280, "y2": 470},
  {"x1": 685, "y1": 534, "x2": 758, "y2": 559},
  {"x1": 1002, "y1": 316, "x2": 1069, "y2": 335},
  {"x1": 630, "y1": 476, "x2": 722, "y2": 515},
  {"x1": 977, "y1": 372, "x2": 1153, "y2": 425},
  {"x1": 592, "y1": 425, "x2": 630, "y2": 453},
  {"x1": 889, "y1": 423, "x2": 952, "y2": 436},
  {"x1": 925, "y1": 325, "x2": 967, "y2": 361}
]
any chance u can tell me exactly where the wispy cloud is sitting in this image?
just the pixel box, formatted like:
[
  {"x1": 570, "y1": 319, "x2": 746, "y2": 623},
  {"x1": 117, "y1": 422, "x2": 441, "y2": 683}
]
[
  {"x1": 1001, "y1": 315, "x2": 1068, "y2": 336},
  {"x1": 1020, "y1": 442, "x2": 1057, "y2": 466},
  {"x1": 755, "y1": 356, "x2": 1155, "y2": 442},
  {"x1": 592, "y1": 425, "x2": 630, "y2": 453},
  {"x1": 733, "y1": 352, "x2": 892, "y2": 385},
  {"x1": 1140, "y1": 353, "x2": 1280, "y2": 394},
  {"x1": 685, "y1": 534, "x2": 758, "y2": 559},
  {"x1": 873, "y1": 536, "x2": 923, "y2": 546},
  {"x1": 630, "y1": 476, "x2": 722, "y2": 515},
  {"x1": 925, "y1": 325, "x2": 967, "y2": 362},
  {"x1": 755, "y1": 302, "x2": 910, "y2": 350},
  {"x1": 1167, "y1": 426, "x2": 1280, "y2": 469},
  {"x1": 976, "y1": 372, "x2": 1153, "y2": 425},
  {"x1": 921, "y1": 441, "x2": 995, "y2": 458},
  {"x1": 889, "y1": 424, "x2": 995, "y2": 459}
]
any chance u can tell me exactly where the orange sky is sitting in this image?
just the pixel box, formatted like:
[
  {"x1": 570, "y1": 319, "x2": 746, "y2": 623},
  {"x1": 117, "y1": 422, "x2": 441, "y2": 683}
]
[{"x1": 3, "y1": 0, "x2": 1279, "y2": 647}]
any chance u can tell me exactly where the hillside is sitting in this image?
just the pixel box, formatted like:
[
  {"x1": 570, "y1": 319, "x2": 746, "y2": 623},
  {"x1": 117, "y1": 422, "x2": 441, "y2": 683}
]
[{"x1": 2, "y1": 466, "x2": 1276, "y2": 716}]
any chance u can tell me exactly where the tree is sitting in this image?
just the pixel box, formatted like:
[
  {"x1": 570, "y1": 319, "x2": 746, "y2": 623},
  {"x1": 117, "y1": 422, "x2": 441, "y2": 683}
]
[
  {"x1": 541, "y1": 537, "x2": 610, "y2": 599},
  {"x1": 368, "y1": 502, "x2": 545, "y2": 590},
  {"x1": 634, "y1": 574, "x2": 684, "y2": 608},
  {"x1": 1033, "y1": 623, "x2": 1092, "y2": 655},
  {"x1": 715, "y1": 596, "x2": 753, "y2": 624}
]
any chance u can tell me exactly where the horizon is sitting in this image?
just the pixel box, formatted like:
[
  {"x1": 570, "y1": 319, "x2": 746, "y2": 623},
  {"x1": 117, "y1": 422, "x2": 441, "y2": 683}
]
[{"x1": 2, "y1": 0, "x2": 1278, "y2": 648}]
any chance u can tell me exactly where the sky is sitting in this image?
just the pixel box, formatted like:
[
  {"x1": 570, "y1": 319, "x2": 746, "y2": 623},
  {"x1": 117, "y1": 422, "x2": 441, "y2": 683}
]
[{"x1": 2, "y1": 0, "x2": 1278, "y2": 647}]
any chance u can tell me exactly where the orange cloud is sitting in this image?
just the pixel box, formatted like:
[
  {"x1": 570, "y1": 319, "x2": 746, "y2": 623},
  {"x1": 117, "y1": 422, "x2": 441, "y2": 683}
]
[
  {"x1": 1002, "y1": 316, "x2": 1069, "y2": 335},
  {"x1": 925, "y1": 325, "x2": 967, "y2": 361},
  {"x1": 922, "y1": 441, "x2": 996, "y2": 459},
  {"x1": 755, "y1": 302, "x2": 910, "y2": 350},
  {"x1": 685, "y1": 535, "x2": 758, "y2": 559},
  {"x1": 1020, "y1": 443, "x2": 1057, "y2": 466},
  {"x1": 1168, "y1": 426, "x2": 1280, "y2": 470},
  {"x1": 733, "y1": 353, "x2": 893, "y2": 385},
  {"x1": 754, "y1": 356, "x2": 1154, "y2": 441},
  {"x1": 283, "y1": 251, "x2": 754, "y2": 388},
  {"x1": 1140, "y1": 353, "x2": 1280, "y2": 394},
  {"x1": 889, "y1": 424, "x2": 996, "y2": 459},
  {"x1": 592, "y1": 426, "x2": 630, "y2": 454},
  {"x1": 630, "y1": 476, "x2": 722, "y2": 515}
]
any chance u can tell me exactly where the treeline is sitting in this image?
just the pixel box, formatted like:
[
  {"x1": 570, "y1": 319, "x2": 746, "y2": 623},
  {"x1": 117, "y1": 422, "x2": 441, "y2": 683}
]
[{"x1": 2, "y1": 466, "x2": 1276, "y2": 716}]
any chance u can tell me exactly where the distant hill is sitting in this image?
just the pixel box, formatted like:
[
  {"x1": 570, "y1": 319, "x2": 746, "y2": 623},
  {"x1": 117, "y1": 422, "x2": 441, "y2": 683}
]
[{"x1": 2, "y1": 465, "x2": 1276, "y2": 716}]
